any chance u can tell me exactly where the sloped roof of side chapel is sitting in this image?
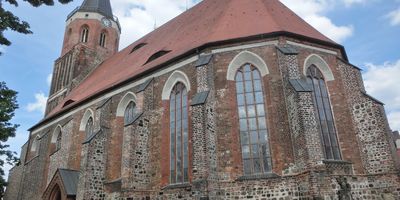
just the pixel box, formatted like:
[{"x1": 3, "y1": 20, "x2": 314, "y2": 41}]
[{"x1": 32, "y1": 0, "x2": 347, "y2": 130}]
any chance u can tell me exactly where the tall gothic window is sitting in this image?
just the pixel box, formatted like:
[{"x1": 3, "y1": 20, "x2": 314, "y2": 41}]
[
  {"x1": 306, "y1": 65, "x2": 341, "y2": 160},
  {"x1": 124, "y1": 101, "x2": 136, "y2": 125},
  {"x1": 80, "y1": 26, "x2": 89, "y2": 43},
  {"x1": 169, "y1": 82, "x2": 189, "y2": 184},
  {"x1": 99, "y1": 32, "x2": 106, "y2": 47},
  {"x1": 85, "y1": 117, "x2": 94, "y2": 138},
  {"x1": 235, "y1": 64, "x2": 272, "y2": 175},
  {"x1": 56, "y1": 131, "x2": 62, "y2": 151}
]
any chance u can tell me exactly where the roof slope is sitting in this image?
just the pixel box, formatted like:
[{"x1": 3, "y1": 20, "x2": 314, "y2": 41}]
[
  {"x1": 59, "y1": 169, "x2": 80, "y2": 196},
  {"x1": 39, "y1": 0, "x2": 341, "y2": 127}
]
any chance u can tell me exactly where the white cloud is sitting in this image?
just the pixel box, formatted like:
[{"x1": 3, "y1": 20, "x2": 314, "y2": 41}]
[
  {"x1": 280, "y1": 0, "x2": 354, "y2": 43},
  {"x1": 363, "y1": 60, "x2": 400, "y2": 131},
  {"x1": 26, "y1": 92, "x2": 48, "y2": 114},
  {"x1": 47, "y1": 74, "x2": 52, "y2": 86},
  {"x1": 342, "y1": 0, "x2": 367, "y2": 7},
  {"x1": 111, "y1": 0, "x2": 199, "y2": 49},
  {"x1": 387, "y1": 7, "x2": 400, "y2": 26}
]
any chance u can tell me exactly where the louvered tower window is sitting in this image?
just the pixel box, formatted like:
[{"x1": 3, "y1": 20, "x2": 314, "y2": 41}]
[
  {"x1": 235, "y1": 64, "x2": 272, "y2": 175},
  {"x1": 99, "y1": 32, "x2": 106, "y2": 47},
  {"x1": 169, "y1": 82, "x2": 189, "y2": 184},
  {"x1": 306, "y1": 65, "x2": 341, "y2": 160}
]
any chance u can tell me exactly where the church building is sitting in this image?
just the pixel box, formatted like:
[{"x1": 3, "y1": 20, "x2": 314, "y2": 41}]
[{"x1": 5, "y1": 0, "x2": 400, "y2": 199}]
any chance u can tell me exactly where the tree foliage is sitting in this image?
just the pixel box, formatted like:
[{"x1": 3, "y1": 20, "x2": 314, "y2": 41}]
[
  {"x1": 0, "y1": 0, "x2": 72, "y2": 55},
  {"x1": 0, "y1": 81, "x2": 19, "y2": 198}
]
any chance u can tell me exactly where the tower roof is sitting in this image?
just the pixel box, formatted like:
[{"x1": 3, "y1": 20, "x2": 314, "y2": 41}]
[
  {"x1": 78, "y1": 0, "x2": 113, "y2": 18},
  {"x1": 31, "y1": 0, "x2": 347, "y2": 130}
]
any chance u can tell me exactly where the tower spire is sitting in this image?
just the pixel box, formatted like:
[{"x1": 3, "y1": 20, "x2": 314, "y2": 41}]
[{"x1": 78, "y1": 0, "x2": 114, "y2": 19}]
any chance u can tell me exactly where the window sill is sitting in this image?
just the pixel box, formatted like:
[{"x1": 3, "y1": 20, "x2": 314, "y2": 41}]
[
  {"x1": 162, "y1": 183, "x2": 191, "y2": 190},
  {"x1": 236, "y1": 173, "x2": 280, "y2": 181}
]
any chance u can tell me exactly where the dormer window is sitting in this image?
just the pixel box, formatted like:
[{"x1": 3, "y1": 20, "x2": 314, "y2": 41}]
[
  {"x1": 99, "y1": 31, "x2": 107, "y2": 47},
  {"x1": 130, "y1": 43, "x2": 147, "y2": 54},
  {"x1": 80, "y1": 26, "x2": 89, "y2": 43},
  {"x1": 145, "y1": 50, "x2": 171, "y2": 65}
]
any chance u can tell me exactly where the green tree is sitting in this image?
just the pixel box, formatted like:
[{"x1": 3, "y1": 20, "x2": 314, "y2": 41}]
[
  {"x1": 0, "y1": 0, "x2": 72, "y2": 55},
  {"x1": 0, "y1": 81, "x2": 19, "y2": 198}
]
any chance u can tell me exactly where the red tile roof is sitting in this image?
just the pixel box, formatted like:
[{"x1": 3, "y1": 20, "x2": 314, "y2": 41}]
[{"x1": 34, "y1": 0, "x2": 343, "y2": 129}]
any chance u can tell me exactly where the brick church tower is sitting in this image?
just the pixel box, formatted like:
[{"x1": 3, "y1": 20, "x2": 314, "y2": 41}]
[{"x1": 46, "y1": 0, "x2": 120, "y2": 115}]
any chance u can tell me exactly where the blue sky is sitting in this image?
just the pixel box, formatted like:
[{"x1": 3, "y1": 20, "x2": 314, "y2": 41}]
[{"x1": 0, "y1": 0, "x2": 400, "y2": 175}]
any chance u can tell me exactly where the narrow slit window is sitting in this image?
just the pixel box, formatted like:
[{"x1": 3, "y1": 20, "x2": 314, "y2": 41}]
[
  {"x1": 235, "y1": 64, "x2": 272, "y2": 175},
  {"x1": 80, "y1": 26, "x2": 89, "y2": 43},
  {"x1": 306, "y1": 65, "x2": 341, "y2": 160},
  {"x1": 169, "y1": 82, "x2": 189, "y2": 184},
  {"x1": 99, "y1": 32, "x2": 106, "y2": 47}
]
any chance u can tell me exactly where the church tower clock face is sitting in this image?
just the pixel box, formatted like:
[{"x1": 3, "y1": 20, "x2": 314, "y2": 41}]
[{"x1": 101, "y1": 17, "x2": 112, "y2": 27}]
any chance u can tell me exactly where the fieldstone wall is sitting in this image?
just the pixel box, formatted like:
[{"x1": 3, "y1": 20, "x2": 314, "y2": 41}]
[
  {"x1": 338, "y1": 60, "x2": 397, "y2": 174},
  {"x1": 46, "y1": 120, "x2": 74, "y2": 185},
  {"x1": 19, "y1": 132, "x2": 50, "y2": 200},
  {"x1": 4, "y1": 162, "x2": 23, "y2": 200},
  {"x1": 277, "y1": 47, "x2": 323, "y2": 172},
  {"x1": 122, "y1": 117, "x2": 151, "y2": 191},
  {"x1": 76, "y1": 130, "x2": 107, "y2": 200}
]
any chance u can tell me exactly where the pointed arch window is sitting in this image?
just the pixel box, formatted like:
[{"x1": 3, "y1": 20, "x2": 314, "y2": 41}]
[
  {"x1": 306, "y1": 65, "x2": 341, "y2": 160},
  {"x1": 235, "y1": 64, "x2": 272, "y2": 175},
  {"x1": 85, "y1": 117, "x2": 94, "y2": 138},
  {"x1": 56, "y1": 131, "x2": 62, "y2": 151},
  {"x1": 99, "y1": 31, "x2": 107, "y2": 47},
  {"x1": 80, "y1": 26, "x2": 89, "y2": 43},
  {"x1": 169, "y1": 82, "x2": 189, "y2": 184},
  {"x1": 53, "y1": 127, "x2": 62, "y2": 151},
  {"x1": 124, "y1": 101, "x2": 136, "y2": 125}
]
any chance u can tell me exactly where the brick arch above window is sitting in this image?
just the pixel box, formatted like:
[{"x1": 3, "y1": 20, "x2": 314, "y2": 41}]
[
  {"x1": 116, "y1": 92, "x2": 137, "y2": 117},
  {"x1": 79, "y1": 108, "x2": 94, "y2": 131},
  {"x1": 162, "y1": 70, "x2": 191, "y2": 100},
  {"x1": 227, "y1": 51, "x2": 269, "y2": 81},
  {"x1": 303, "y1": 54, "x2": 334, "y2": 81}
]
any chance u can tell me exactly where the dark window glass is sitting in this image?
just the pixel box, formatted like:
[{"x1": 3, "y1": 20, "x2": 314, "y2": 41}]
[
  {"x1": 235, "y1": 64, "x2": 272, "y2": 175},
  {"x1": 169, "y1": 82, "x2": 189, "y2": 183},
  {"x1": 307, "y1": 65, "x2": 341, "y2": 160},
  {"x1": 124, "y1": 101, "x2": 136, "y2": 125},
  {"x1": 85, "y1": 117, "x2": 94, "y2": 138},
  {"x1": 99, "y1": 32, "x2": 106, "y2": 47}
]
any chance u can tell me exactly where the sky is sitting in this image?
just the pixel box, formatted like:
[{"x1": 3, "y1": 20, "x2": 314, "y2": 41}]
[{"x1": 0, "y1": 0, "x2": 400, "y2": 176}]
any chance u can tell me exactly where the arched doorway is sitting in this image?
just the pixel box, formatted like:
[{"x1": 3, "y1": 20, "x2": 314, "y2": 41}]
[{"x1": 49, "y1": 184, "x2": 62, "y2": 200}]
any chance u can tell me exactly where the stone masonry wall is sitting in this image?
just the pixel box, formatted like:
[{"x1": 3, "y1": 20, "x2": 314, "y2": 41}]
[
  {"x1": 46, "y1": 120, "x2": 74, "y2": 185},
  {"x1": 338, "y1": 60, "x2": 397, "y2": 174},
  {"x1": 20, "y1": 132, "x2": 50, "y2": 200}
]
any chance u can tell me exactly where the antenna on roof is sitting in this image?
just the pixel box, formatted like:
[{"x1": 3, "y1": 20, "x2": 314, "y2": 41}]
[
  {"x1": 153, "y1": 19, "x2": 157, "y2": 30},
  {"x1": 186, "y1": 0, "x2": 188, "y2": 10}
]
